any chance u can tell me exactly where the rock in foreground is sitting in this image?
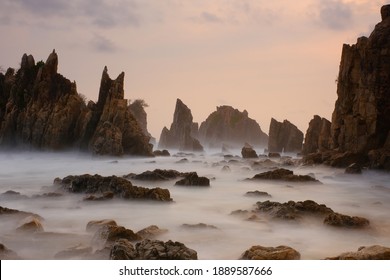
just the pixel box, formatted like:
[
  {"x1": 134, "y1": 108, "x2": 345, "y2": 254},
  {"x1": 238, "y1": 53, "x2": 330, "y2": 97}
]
[
  {"x1": 327, "y1": 245, "x2": 390, "y2": 260},
  {"x1": 110, "y1": 239, "x2": 198, "y2": 260},
  {"x1": 240, "y1": 245, "x2": 300, "y2": 260}
]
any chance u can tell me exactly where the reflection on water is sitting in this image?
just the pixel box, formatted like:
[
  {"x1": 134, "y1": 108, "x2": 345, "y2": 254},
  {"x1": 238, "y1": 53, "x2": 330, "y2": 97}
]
[{"x1": 0, "y1": 150, "x2": 389, "y2": 259}]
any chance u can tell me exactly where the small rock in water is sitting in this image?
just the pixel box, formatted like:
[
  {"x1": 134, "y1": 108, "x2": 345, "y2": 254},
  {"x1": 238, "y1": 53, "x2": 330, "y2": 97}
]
[{"x1": 240, "y1": 245, "x2": 300, "y2": 260}]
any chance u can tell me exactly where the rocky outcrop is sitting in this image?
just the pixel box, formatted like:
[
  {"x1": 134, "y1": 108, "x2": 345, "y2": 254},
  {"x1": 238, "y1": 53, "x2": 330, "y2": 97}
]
[
  {"x1": 174, "y1": 172, "x2": 210, "y2": 186},
  {"x1": 329, "y1": 5, "x2": 390, "y2": 169},
  {"x1": 303, "y1": 115, "x2": 331, "y2": 154},
  {"x1": 326, "y1": 245, "x2": 390, "y2": 260},
  {"x1": 58, "y1": 174, "x2": 172, "y2": 202},
  {"x1": 240, "y1": 245, "x2": 300, "y2": 260},
  {"x1": 250, "y1": 168, "x2": 319, "y2": 182},
  {"x1": 198, "y1": 106, "x2": 268, "y2": 149},
  {"x1": 241, "y1": 143, "x2": 258, "y2": 158},
  {"x1": 128, "y1": 99, "x2": 155, "y2": 144},
  {"x1": 0, "y1": 51, "x2": 153, "y2": 156},
  {"x1": 110, "y1": 239, "x2": 198, "y2": 260},
  {"x1": 158, "y1": 99, "x2": 203, "y2": 151},
  {"x1": 268, "y1": 118, "x2": 303, "y2": 153}
]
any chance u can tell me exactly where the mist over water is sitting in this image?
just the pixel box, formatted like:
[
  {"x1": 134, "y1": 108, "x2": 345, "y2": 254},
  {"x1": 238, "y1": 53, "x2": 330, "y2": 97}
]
[{"x1": 1, "y1": 150, "x2": 389, "y2": 259}]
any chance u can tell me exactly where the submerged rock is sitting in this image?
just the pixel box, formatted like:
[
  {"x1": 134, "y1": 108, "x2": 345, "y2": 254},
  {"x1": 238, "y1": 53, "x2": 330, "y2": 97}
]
[
  {"x1": 240, "y1": 245, "x2": 300, "y2": 260},
  {"x1": 245, "y1": 191, "x2": 272, "y2": 197},
  {"x1": 86, "y1": 219, "x2": 118, "y2": 233},
  {"x1": 54, "y1": 245, "x2": 93, "y2": 260},
  {"x1": 136, "y1": 225, "x2": 168, "y2": 239},
  {"x1": 153, "y1": 149, "x2": 170, "y2": 157},
  {"x1": 16, "y1": 216, "x2": 44, "y2": 233},
  {"x1": 326, "y1": 245, "x2": 390, "y2": 260},
  {"x1": 181, "y1": 223, "x2": 219, "y2": 230},
  {"x1": 130, "y1": 169, "x2": 182, "y2": 181}
]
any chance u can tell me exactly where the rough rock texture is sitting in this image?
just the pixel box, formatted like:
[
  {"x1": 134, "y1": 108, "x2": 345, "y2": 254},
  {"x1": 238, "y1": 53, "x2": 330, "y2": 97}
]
[
  {"x1": 251, "y1": 168, "x2": 319, "y2": 182},
  {"x1": 323, "y1": 212, "x2": 369, "y2": 228},
  {"x1": 175, "y1": 172, "x2": 210, "y2": 186},
  {"x1": 330, "y1": 6, "x2": 390, "y2": 169},
  {"x1": 158, "y1": 99, "x2": 203, "y2": 151},
  {"x1": 327, "y1": 245, "x2": 390, "y2": 260},
  {"x1": 110, "y1": 239, "x2": 198, "y2": 260},
  {"x1": 16, "y1": 216, "x2": 44, "y2": 233},
  {"x1": 268, "y1": 118, "x2": 303, "y2": 153},
  {"x1": 198, "y1": 106, "x2": 268, "y2": 148},
  {"x1": 241, "y1": 144, "x2": 258, "y2": 158},
  {"x1": 128, "y1": 99, "x2": 155, "y2": 143},
  {"x1": 58, "y1": 174, "x2": 172, "y2": 202},
  {"x1": 129, "y1": 169, "x2": 182, "y2": 181},
  {"x1": 0, "y1": 51, "x2": 152, "y2": 156},
  {"x1": 240, "y1": 245, "x2": 300, "y2": 260},
  {"x1": 303, "y1": 115, "x2": 332, "y2": 154}
]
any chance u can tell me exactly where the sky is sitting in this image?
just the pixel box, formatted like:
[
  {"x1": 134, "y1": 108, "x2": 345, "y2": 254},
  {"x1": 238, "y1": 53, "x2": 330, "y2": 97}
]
[{"x1": 0, "y1": 0, "x2": 387, "y2": 140}]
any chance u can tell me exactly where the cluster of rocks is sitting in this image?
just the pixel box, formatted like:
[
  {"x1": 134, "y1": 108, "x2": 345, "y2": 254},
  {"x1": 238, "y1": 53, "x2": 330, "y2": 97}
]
[
  {"x1": 125, "y1": 169, "x2": 210, "y2": 187},
  {"x1": 56, "y1": 174, "x2": 172, "y2": 202},
  {"x1": 254, "y1": 199, "x2": 369, "y2": 228},
  {"x1": 0, "y1": 51, "x2": 153, "y2": 156}
]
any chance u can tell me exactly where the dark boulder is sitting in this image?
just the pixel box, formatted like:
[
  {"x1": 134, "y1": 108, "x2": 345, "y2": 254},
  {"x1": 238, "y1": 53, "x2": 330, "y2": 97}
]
[
  {"x1": 323, "y1": 212, "x2": 369, "y2": 228},
  {"x1": 175, "y1": 172, "x2": 210, "y2": 186},
  {"x1": 251, "y1": 168, "x2": 319, "y2": 182}
]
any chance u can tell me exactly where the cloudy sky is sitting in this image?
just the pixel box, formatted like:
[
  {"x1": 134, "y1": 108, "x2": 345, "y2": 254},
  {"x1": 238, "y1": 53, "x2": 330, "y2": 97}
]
[{"x1": 0, "y1": 0, "x2": 387, "y2": 139}]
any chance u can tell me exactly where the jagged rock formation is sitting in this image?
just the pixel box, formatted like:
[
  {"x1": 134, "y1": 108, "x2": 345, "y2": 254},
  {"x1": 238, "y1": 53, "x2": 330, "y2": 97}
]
[
  {"x1": 302, "y1": 115, "x2": 331, "y2": 154},
  {"x1": 330, "y1": 5, "x2": 390, "y2": 169},
  {"x1": 158, "y1": 99, "x2": 203, "y2": 151},
  {"x1": 198, "y1": 106, "x2": 268, "y2": 149},
  {"x1": 268, "y1": 118, "x2": 303, "y2": 153},
  {"x1": 0, "y1": 51, "x2": 153, "y2": 156},
  {"x1": 128, "y1": 99, "x2": 155, "y2": 144}
]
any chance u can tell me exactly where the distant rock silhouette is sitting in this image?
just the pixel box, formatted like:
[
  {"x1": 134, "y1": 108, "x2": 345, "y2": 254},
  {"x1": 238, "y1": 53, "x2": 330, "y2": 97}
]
[
  {"x1": 268, "y1": 118, "x2": 303, "y2": 153},
  {"x1": 158, "y1": 99, "x2": 203, "y2": 151},
  {"x1": 198, "y1": 106, "x2": 268, "y2": 149},
  {"x1": 0, "y1": 51, "x2": 153, "y2": 156},
  {"x1": 302, "y1": 115, "x2": 331, "y2": 155}
]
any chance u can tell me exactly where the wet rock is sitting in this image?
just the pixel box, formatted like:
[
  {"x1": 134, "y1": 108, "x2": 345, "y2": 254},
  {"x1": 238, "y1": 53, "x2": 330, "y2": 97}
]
[
  {"x1": 255, "y1": 200, "x2": 334, "y2": 220},
  {"x1": 58, "y1": 174, "x2": 172, "y2": 202},
  {"x1": 131, "y1": 169, "x2": 182, "y2": 181},
  {"x1": 16, "y1": 216, "x2": 44, "y2": 233},
  {"x1": 86, "y1": 219, "x2": 118, "y2": 233},
  {"x1": 181, "y1": 223, "x2": 219, "y2": 230},
  {"x1": 0, "y1": 190, "x2": 29, "y2": 200},
  {"x1": 245, "y1": 191, "x2": 272, "y2": 197},
  {"x1": 134, "y1": 239, "x2": 198, "y2": 260},
  {"x1": 326, "y1": 245, "x2": 390, "y2": 260},
  {"x1": 251, "y1": 168, "x2": 319, "y2": 182},
  {"x1": 136, "y1": 225, "x2": 168, "y2": 239},
  {"x1": 268, "y1": 152, "x2": 281, "y2": 158},
  {"x1": 54, "y1": 244, "x2": 93, "y2": 259},
  {"x1": 240, "y1": 245, "x2": 300, "y2": 260},
  {"x1": 93, "y1": 225, "x2": 142, "y2": 247},
  {"x1": 241, "y1": 145, "x2": 258, "y2": 159},
  {"x1": 175, "y1": 172, "x2": 210, "y2": 187},
  {"x1": 0, "y1": 206, "x2": 42, "y2": 221},
  {"x1": 153, "y1": 149, "x2": 170, "y2": 157},
  {"x1": 345, "y1": 163, "x2": 362, "y2": 174},
  {"x1": 0, "y1": 243, "x2": 20, "y2": 260},
  {"x1": 323, "y1": 212, "x2": 369, "y2": 228},
  {"x1": 83, "y1": 191, "x2": 114, "y2": 201},
  {"x1": 109, "y1": 239, "x2": 137, "y2": 260}
]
